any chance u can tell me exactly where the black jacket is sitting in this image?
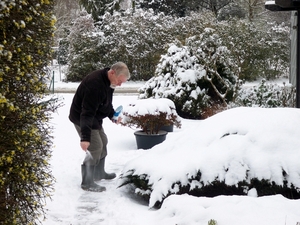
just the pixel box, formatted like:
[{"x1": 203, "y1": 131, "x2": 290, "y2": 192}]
[{"x1": 69, "y1": 68, "x2": 115, "y2": 142}]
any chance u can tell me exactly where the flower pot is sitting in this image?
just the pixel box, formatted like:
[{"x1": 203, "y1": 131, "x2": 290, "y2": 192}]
[
  {"x1": 146, "y1": 124, "x2": 174, "y2": 133},
  {"x1": 161, "y1": 124, "x2": 174, "y2": 132},
  {"x1": 134, "y1": 130, "x2": 168, "y2": 150}
]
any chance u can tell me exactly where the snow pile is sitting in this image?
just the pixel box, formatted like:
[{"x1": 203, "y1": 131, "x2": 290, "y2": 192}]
[{"x1": 122, "y1": 98, "x2": 178, "y2": 117}]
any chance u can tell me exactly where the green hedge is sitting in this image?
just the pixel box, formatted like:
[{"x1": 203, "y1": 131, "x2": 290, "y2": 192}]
[{"x1": 0, "y1": 0, "x2": 60, "y2": 224}]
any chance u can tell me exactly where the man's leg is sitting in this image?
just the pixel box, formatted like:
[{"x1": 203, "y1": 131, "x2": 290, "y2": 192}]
[
  {"x1": 94, "y1": 128, "x2": 116, "y2": 181},
  {"x1": 74, "y1": 125, "x2": 106, "y2": 192}
]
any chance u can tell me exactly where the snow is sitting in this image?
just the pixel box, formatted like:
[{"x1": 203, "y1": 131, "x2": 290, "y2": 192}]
[
  {"x1": 122, "y1": 98, "x2": 177, "y2": 116},
  {"x1": 265, "y1": 1, "x2": 275, "y2": 5},
  {"x1": 43, "y1": 80, "x2": 300, "y2": 225}
]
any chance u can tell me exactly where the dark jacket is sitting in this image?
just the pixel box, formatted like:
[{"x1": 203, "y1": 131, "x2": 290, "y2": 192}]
[{"x1": 69, "y1": 68, "x2": 115, "y2": 142}]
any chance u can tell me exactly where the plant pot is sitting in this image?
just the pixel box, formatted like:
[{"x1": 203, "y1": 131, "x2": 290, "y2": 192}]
[
  {"x1": 147, "y1": 124, "x2": 174, "y2": 132},
  {"x1": 161, "y1": 124, "x2": 174, "y2": 132},
  {"x1": 134, "y1": 130, "x2": 168, "y2": 150}
]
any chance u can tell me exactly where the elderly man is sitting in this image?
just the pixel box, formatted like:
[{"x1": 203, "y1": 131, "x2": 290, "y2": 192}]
[{"x1": 69, "y1": 62, "x2": 130, "y2": 192}]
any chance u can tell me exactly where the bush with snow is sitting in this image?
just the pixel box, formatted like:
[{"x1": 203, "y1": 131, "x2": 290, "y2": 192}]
[
  {"x1": 234, "y1": 79, "x2": 296, "y2": 108},
  {"x1": 119, "y1": 107, "x2": 300, "y2": 208},
  {"x1": 65, "y1": 9, "x2": 178, "y2": 81},
  {"x1": 66, "y1": 11, "x2": 108, "y2": 81},
  {"x1": 138, "y1": 18, "x2": 290, "y2": 119},
  {"x1": 219, "y1": 19, "x2": 289, "y2": 81},
  {"x1": 139, "y1": 28, "x2": 239, "y2": 119},
  {"x1": 64, "y1": 10, "x2": 289, "y2": 82}
]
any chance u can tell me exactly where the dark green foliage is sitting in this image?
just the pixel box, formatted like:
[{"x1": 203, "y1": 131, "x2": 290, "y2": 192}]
[
  {"x1": 120, "y1": 169, "x2": 300, "y2": 209},
  {"x1": 234, "y1": 79, "x2": 296, "y2": 108},
  {"x1": 66, "y1": 11, "x2": 109, "y2": 81},
  {"x1": 138, "y1": 17, "x2": 290, "y2": 119},
  {"x1": 0, "y1": 0, "x2": 60, "y2": 224},
  {"x1": 57, "y1": 38, "x2": 69, "y2": 65},
  {"x1": 137, "y1": 0, "x2": 191, "y2": 17},
  {"x1": 65, "y1": 10, "x2": 176, "y2": 82},
  {"x1": 79, "y1": 0, "x2": 120, "y2": 21}
]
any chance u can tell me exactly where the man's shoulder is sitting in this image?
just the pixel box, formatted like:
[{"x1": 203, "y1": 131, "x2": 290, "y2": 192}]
[
  {"x1": 80, "y1": 68, "x2": 110, "y2": 91},
  {"x1": 84, "y1": 68, "x2": 110, "y2": 81}
]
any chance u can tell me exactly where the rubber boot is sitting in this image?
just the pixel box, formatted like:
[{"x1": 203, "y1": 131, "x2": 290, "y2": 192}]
[
  {"x1": 81, "y1": 164, "x2": 106, "y2": 192},
  {"x1": 94, "y1": 157, "x2": 116, "y2": 181}
]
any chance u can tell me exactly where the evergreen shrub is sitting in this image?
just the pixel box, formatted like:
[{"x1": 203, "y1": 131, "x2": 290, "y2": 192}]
[
  {"x1": 233, "y1": 79, "x2": 296, "y2": 108},
  {"x1": 120, "y1": 169, "x2": 300, "y2": 208},
  {"x1": 139, "y1": 29, "x2": 239, "y2": 119},
  {"x1": 0, "y1": 0, "x2": 60, "y2": 224}
]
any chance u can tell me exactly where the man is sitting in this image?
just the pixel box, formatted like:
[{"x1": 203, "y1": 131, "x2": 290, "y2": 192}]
[{"x1": 69, "y1": 62, "x2": 130, "y2": 192}]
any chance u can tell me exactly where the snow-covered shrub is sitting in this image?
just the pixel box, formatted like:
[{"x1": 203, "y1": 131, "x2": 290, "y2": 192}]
[
  {"x1": 234, "y1": 80, "x2": 296, "y2": 108},
  {"x1": 139, "y1": 28, "x2": 239, "y2": 119},
  {"x1": 219, "y1": 19, "x2": 289, "y2": 81},
  {"x1": 66, "y1": 9, "x2": 178, "y2": 81},
  {"x1": 66, "y1": 11, "x2": 108, "y2": 81},
  {"x1": 139, "y1": 44, "x2": 209, "y2": 119},
  {"x1": 119, "y1": 107, "x2": 300, "y2": 208},
  {"x1": 137, "y1": 0, "x2": 191, "y2": 17},
  {"x1": 99, "y1": 9, "x2": 177, "y2": 81},
  {"x1": 65, "y1": 10, "x2": 289, "y2": 83}
]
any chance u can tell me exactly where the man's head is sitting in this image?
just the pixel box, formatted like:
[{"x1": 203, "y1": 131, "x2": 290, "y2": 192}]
[{"x1": 108, "y1": 62, "x2": 130, "y2": 89}]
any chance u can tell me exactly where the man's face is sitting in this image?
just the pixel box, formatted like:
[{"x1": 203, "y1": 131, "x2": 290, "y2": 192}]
[{"x1": 110, "y1": 72, "x2": 127, "y2": 89}]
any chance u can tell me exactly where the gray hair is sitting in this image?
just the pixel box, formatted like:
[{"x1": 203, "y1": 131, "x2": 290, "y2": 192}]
[{"x1": 111, "y1": 62, "x2": 130, "y2": 79}]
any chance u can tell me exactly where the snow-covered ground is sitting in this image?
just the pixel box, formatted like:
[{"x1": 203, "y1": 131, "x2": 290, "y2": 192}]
[{"x1": 43, "y1": 80, "x2": 300, "y2": 224}]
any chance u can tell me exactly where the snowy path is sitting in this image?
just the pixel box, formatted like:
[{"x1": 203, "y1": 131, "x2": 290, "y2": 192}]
[{"x1": 43, "y1": 94, "x2": 158, "y2": 225}]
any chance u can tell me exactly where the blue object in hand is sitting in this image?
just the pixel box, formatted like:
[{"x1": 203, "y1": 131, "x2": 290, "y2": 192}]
[{"x1": 113, "y1": 105, "x2": 123, "y2": 121}]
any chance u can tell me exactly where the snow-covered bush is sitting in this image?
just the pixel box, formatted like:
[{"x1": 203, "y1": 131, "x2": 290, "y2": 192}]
[
  {"x1": 219, "y1": 19, "x2": 289, "y2": 81},
  {"x1": 65, "y1": 10, "x2": 289, "y2": 83},
  {"x1": 139, "y1": 27, "x2": 239, "y2": 119},
  {"x1": 98, "y1": 9, "x2": 177, "y2": 80},
  {"x1": 234, "y1": 80, "x2": 296, "y2": 108},
  {"x1": 65, "y1": 9, "x2": 178, "y2": 81},
  {"x1": 57, "y1": 38, "x2": 69, "y2": 65},
  {"x1": 139, "y1": 45, "x2": 209, "y2": 119},
  {"x1": 119, "y1": 107, "x2": 300, "y2": 208},
  {"x1": 66, "y1": 11, "x2": 108, "y2": 81},
  {"x1": 138, "y1": 17, "x2": 290, "y2": 118}
]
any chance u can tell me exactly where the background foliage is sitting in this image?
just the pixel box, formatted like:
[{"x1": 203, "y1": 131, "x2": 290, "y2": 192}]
[
  {"x1": 138, "y1": 18, "x2": 291, "y2": 119},
  {"x1": 61, "y1": 9, "x2": 290, "y2": 83},
  {"x1": 0, "y1": 0, "x2": 59, "y2": 224}
]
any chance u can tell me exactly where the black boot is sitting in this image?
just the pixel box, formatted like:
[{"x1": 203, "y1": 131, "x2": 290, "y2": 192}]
[
  {"x1": 94, "y1": 157, "x2": 116, "y2": 181},
  {"x1": 81, "y1": 164, "x2": 106, "y2": 192}
]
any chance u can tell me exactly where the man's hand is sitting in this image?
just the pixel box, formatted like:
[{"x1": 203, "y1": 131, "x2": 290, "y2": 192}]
[
  {"x1": 112, "y1": 116, "x2": 122, "y2": 124},
  {"x1": 80, "y1": 141, "x2": 90, "y2": 151},
  {"x1": 116, "y1": 116, "x2": 122, "y2": 124}
]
